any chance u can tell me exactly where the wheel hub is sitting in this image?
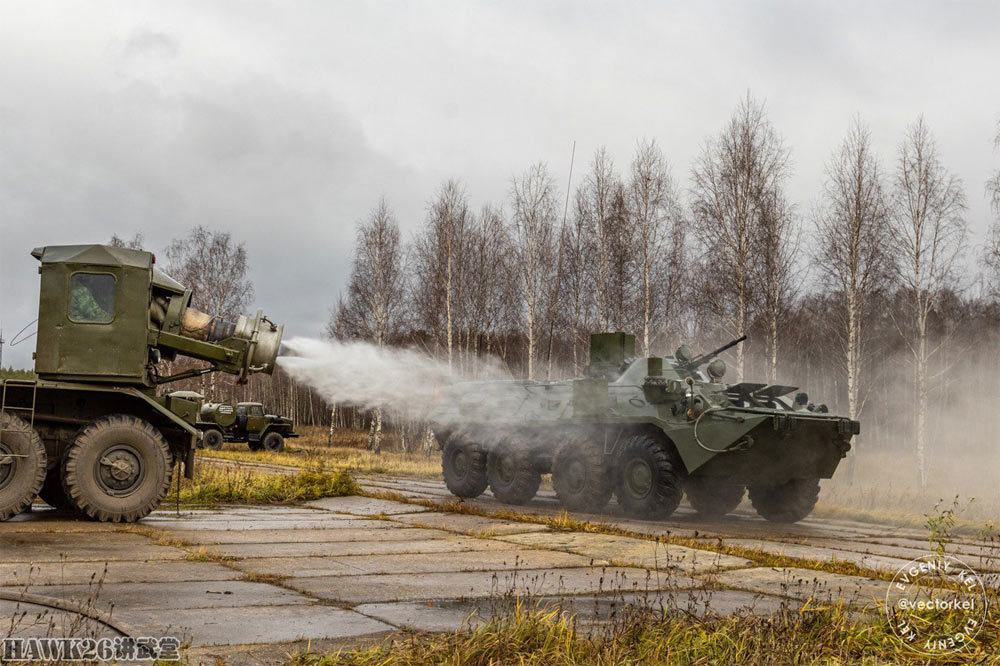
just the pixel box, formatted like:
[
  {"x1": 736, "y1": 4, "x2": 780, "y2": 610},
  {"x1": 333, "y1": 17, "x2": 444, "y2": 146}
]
[
  {"x1": 624, "y1": 459, "x2": 652, "y2": 499},
  {"x1": 97, "y1": 445, "x2": 144, "y2": 496}
]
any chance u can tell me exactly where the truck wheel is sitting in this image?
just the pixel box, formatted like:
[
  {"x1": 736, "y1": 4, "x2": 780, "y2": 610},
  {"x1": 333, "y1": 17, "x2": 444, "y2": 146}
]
[
  {"x1": 202, "y1": 429, "x2": 224, "y2": 451},
  {"x1": 685, "y1": 478, "x2": 744, "y2": 518},
  {"x1": 262, "y1": 432, "x2": 285, "y2": 452},
  {"x1": 441, "y1": 438, "x2": 488, "y2": 498},
  {"x1": 615, "y1": 432, "x2": 685, "y2": 519},
  {"x1": 487, "y1": 437, "x2": 540, "y2": 505},
  {"x1": 39, "y1": 468, "x2": 72, "y2": 510},
  {"x1": 62, "y1": 415, "x2": 173, "y2": 523},
  {"x1": 552, "y1": 438, "x2": 613, "y2": 512},
  {"x1": 0, "y1": 412, "x2": 47, "y2": 521},
  {"x1": 748, "y1": 478, "x2": 820, "y2": 523}
]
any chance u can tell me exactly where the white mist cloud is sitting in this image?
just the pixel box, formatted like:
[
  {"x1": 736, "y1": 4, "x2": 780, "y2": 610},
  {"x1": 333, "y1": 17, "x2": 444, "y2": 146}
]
[{"x1": 277, "y1": 337, "x2": 509, "y2": 418}]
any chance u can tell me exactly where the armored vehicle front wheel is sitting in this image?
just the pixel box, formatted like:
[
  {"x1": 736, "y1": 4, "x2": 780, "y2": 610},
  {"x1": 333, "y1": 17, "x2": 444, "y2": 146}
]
[
  {"x1": 441, "y1": 438, "x2": 488, "y2": 498},
  {"x1": 202, "y1": 429, "x2": 224, "y2": 451},
  {"x1": 487, "y1": 437, "x2": 540, "y2": 505},
  {"x1": 685, "y1": 477, "x2": 745, "y2": 518},
  {"x1": 552, "y1": 438, "x2": 613, "y2": 512},
  {"x1": 0, "y1": 412, "x2": 47, "y2": 521},
  {"x1": 62, "y1": 415, "x2": 173, "y2": 523},
  {"x1": 262, "y1": 432, "x2": 285, "y2": 453},
  {"x1": 748, "y1": 478, "x2": 820, "y2": 523},
  {"x1": 39, "y1": 468, "x2": 72, "y2": 510},
  {"x1": 615, "y1": 432, "x2": 685, "y2": 519}
]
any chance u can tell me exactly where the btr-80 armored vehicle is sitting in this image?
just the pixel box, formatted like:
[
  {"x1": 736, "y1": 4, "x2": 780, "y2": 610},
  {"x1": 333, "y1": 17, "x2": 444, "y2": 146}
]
[
  {"x1": 0, "y1": 244, "x2": 283, "y2": 522},
  {"x1": 196, "y1": 401, "x2": 297, "y2": 452},
  {"x1": 430, "y1": 332, "x2": 859, "y2": 523}
]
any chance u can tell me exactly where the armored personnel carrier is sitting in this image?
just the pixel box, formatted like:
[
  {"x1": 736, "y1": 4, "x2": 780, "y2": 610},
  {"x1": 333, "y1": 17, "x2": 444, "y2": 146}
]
[
  {"x1": 0, "y1": 244, "x2": 284, "y2": 522},
  {"x1": 430, "y1": 332, "x2": 858, "y2": 523},
  {"x1": 196, "y1": 401, "x2": 297, "y2": 452}
]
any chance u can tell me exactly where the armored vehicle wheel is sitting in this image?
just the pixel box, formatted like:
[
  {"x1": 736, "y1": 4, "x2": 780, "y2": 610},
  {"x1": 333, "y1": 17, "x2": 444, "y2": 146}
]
[
  {"x1": 0, "y1": 412, "x2": 47, "y2": 521},
  {"x1": 487, "y1": 437, "x2": 540, "y2": 505},
  {"x1": 685, "y1": 477, "x2": 744, "y2": 518},
  {"x1": 748, "y1": 478, "x2": 820, "y2": 523},
  {"x1": 262, "y1": 432, "x2": 285, "y2": 453},
  {"x1": 39, "y1": 468, "x2": 72, "y2": 510},
  {"x1": 615, "y1": 432, "x2": 685, "y2": 519},
  {"x1": 62, "y1": 415, "x2": 173, "y2": 523},
  {"x1": 202, "y1": 429, "x2": 224, "y2": 451},
  {"x1": 441, "y1": 438, "x2": 488, "y2": 498},
  {"x1": 552, "y1": 438, "x2": 613, "y2": 512}
]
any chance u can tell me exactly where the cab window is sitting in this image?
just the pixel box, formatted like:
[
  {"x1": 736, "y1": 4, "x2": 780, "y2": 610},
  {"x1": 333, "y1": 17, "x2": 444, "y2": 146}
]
[
  {"x1": 250, "y1": 405, "x2": 264, "y2": 417},
  {"x1": 69, "y1": 273, "x2": 115, "y2": 323}
]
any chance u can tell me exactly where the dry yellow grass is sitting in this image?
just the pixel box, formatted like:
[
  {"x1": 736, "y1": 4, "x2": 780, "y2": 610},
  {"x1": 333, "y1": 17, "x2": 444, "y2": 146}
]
[{"x1": 197, "y1": 426, "x2": 442, "y2": 480}]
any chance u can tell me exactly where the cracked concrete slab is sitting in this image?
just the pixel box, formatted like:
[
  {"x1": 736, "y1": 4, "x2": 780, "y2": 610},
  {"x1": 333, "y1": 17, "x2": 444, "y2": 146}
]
[
  {"x1": 1, "y1": 533, "x2": 186, "y2": 563},
  {"x1": 238, "y1": 549, "x2": 601, "y2": 578},
  {"x1": 286, "y1": 567, "x2": 699, "y2": 604},
  {"x1": 203, "y1": 536, "x2": 516, "y2": 559},
  {"x1": 164, "y1": 526, "x2": 449, "y2": 545},
  {"x1": 704, "y1": 538, "x2": 913, "y2": 572},
  {"x1": 122, "y1": 604, "x2": 392, "y2": 647},
  {"x1": 709, "y1": 567, "x2": 887, "y2": 606},
  {"x1": 0, "y1": 600, "x2": 122, "y2": 639},
  {"x1": 388, "y1": 511, "x2": 551, "y2": 536},
  {"x1": 146, "y1": 517, "x2": 387, "y2": 531},
  {"x1": 0, "y1": 560, "x2": 241, "y2": 586},
  {"x1": 306, "y1": 496, "x2": 431, "y2": 515},
  {"x1": 0, "y1": 580, "x2": 312, "y2": 613},
  {"x1": 495, "y1": 531, "x2": 752, "y2": 572}
]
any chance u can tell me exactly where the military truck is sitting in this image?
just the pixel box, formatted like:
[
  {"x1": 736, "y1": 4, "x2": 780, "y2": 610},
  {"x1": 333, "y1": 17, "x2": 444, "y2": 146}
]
[
  {"x1": 195, "y1": 401, "x2": 297, "y2": 452},
  {"x1": 0, "y1": 244, "x2": 283, "y2": 522},
  {"x1": 430, "y1": 332, "x2": 859, "y2": 523}
]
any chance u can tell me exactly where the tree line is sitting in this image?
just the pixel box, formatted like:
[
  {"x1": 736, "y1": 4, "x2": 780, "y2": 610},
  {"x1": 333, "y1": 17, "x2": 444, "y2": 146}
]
[{"x1": 331, "y1": 94, "x2": 1000, "y2": 485}]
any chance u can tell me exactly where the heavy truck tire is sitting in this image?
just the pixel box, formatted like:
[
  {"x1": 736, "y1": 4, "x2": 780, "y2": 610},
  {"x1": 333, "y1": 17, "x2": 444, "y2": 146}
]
[
  {"x1": 262, "y1": 432, "x2": 285, "y2": 453},
  {"x1": 39, "y1": 468, "x2": 72, "y2": 510},
  {"x1": 202, "y1": 429, "x2": 224, "y2": 451},
  {"x1": 0, "y1": 412, "x2": 47, "y2": 521},
  {"x1": 62, "y1": 415, "x2": 173, "y2": 523},
  {"x1": 685, "y1": 477, "x2": 745, "y2": 518},
  {"x1": 615, "y1": 432, "x2": 685, "y2": 519},
  {"x1": 552, "y1": 438, "x2": 613, "y2": 512},
  {"x1": 486, "y1": 437, "x2": 540, "y2": 505},
  {"x1": 441, "y1": 438, "x2": 488, "y2": 498},
  {"x1": 748, "y1": 478, "x2": 820, "y2": 523}
]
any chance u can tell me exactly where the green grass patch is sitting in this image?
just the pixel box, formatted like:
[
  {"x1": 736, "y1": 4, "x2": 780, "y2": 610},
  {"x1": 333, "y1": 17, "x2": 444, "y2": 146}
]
[{"x1": 178, "y1": 465, "x2": 359, "y2": 505}]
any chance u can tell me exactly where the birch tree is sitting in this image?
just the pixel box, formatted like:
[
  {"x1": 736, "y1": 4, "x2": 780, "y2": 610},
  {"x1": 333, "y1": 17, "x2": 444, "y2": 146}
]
[
  {"x1": 890, "y1": 117, "x2": 968, "y2": 487},
  {"x1": 754, "y1": 192, "x2": 799, "y2": 382},
  {"x1": 165, "y1": 227, "x2": 254, "y2": 400},
  {"x1": 814, "y1": 119, "x2": 891, "y2": 429},
  {"x1": 628, "y1": 139, "x2": 684, "y2": 355},
  {"x1": 412, "y1": 180, "x2": 470, "y2": 368},
  {"x1": 509, "y1": 163, "x2": 558, "y2": 379},
  {"x1": 165, "y1": 227, "x2": 254, "y2": 319},
  {"x1": 690, "y1": 93, "x2": 789, "y2": 379},
  {"x1": 986, "y1": 121, "x2": 1000, "y2": 296},
  {"x1": 328, "y1": 199, "x2": 407, "y2": 452}
]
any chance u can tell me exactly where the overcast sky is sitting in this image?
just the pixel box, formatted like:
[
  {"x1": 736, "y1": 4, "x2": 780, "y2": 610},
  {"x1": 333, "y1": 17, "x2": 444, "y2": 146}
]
[{"x1": 2, "y1": 1, "x2": 999, "y2": 369}]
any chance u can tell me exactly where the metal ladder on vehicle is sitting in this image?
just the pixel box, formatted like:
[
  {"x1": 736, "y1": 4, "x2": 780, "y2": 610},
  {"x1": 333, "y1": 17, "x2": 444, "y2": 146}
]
[{"x1": 0, "y1": 379, "x2": 38, "y2": 459}]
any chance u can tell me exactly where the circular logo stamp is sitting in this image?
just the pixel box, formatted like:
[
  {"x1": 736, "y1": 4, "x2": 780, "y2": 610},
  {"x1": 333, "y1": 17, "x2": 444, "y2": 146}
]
[{"x1": 885, "y1": 554, "x2": 987, "y2": 656}]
